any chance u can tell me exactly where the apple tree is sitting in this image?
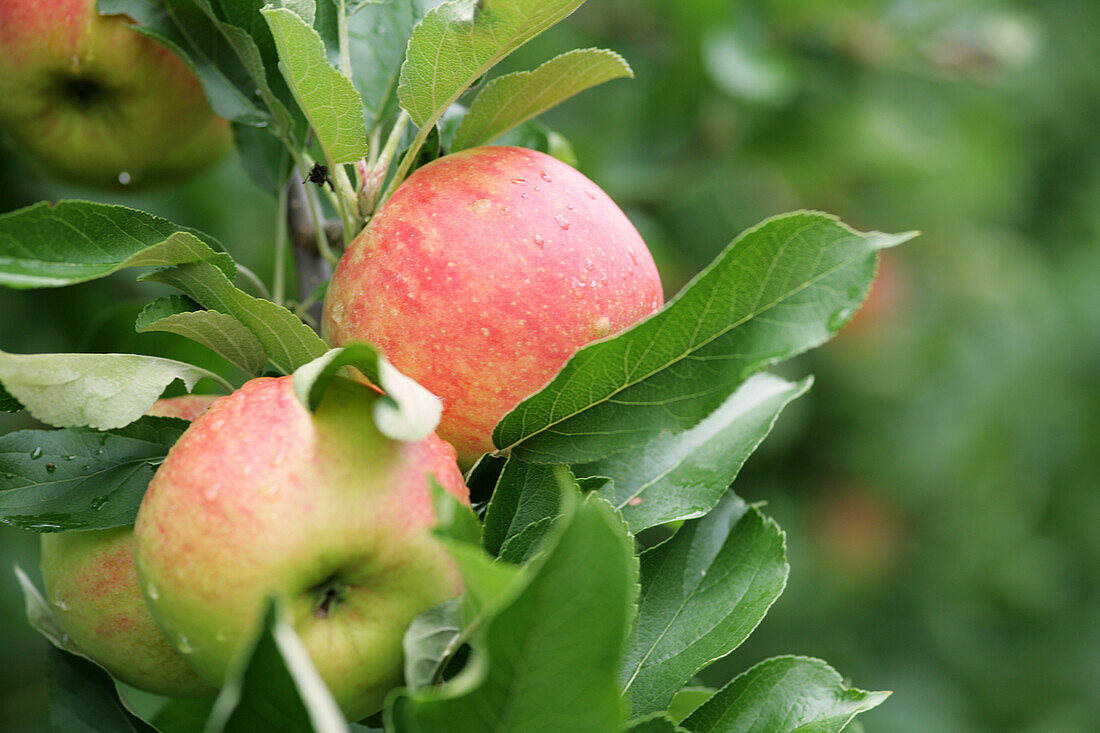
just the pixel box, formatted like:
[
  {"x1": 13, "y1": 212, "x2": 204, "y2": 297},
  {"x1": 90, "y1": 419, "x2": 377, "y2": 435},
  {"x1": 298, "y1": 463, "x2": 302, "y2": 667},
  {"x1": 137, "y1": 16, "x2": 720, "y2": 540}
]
[{"x1": 0, "y1": 1, "x2": 916, "y2": 730}]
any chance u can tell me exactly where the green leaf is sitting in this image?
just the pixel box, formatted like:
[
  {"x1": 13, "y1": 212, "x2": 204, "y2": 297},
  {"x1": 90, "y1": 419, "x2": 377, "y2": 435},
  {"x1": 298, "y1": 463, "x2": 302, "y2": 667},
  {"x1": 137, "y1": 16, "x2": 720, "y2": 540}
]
[
  {"x1": 99, "y1": 0, "x2": 269, "y2": 124},
  {"x1": 48, "y1": 646, "x2": 159, "y2": 733},
  {"x1": 136, "y1": 296, "x2": 269, "y2": 376},
  {"x1": 494, "y1": 212, "x2": 918, "y2": 464},
  {"x1": 576, "y1": 372, "x2": 812, "y2": 533},
  {"x1": 453, "y1": 48, "x2": 632, "y2": 150},
  {"x1": 234, "y1": 120, "x2": 294, "y2": 193},
  {"x1": 0, "y1": 350, "x2": 226, "y2": 431},
  {"x1": 0, "y1": 417, "x2": 189, "y2": 532},
  {"x1": 481, "y1": 456, "x2": 560, "y2": 557},
  {"x1": 0, "y1": 200, "x2": 232, "y2": 290},
  {"x1": 205, "y1": 600, "x2": 348, "y2": 733},
  {"x1": 430, "y1": 479, "x2": 483, "y2": 546},
  {"x1": 263, "y1": 7, "x2": 370, "y2": 165},
  {"x1": 389, "y1": 479, "x2": 636, "y2": 732},
  {"x1": 0, "y1": 382, "x2": 21, "y2": 413},
  {"x1": 681, "y1": 656, "x2": 890, "y2": 733},
  {"x1": 402, "y1": 598, "x2": 462, "y2": 692},
  {"x1": 149, "y1": 697, "x2": 218, "y2": 733},
  {"x1": 622, "y1": 494, "x2": 789, "y2": 717},
  {"x1": 141, "y1": 258, "x2": 328, "y2": 375},
  {"x1": 667, "y1": 686, "x2": 715, "y2": 724},
  {"x1": 398, "y1": 0, "x2": 588, "y2": 131},
  {"x1": 497, "y1": 515, "x2": 556, "y2": 565},
  {"x1": 291, "y1": 343, "x2": 442, "y2": 442}
]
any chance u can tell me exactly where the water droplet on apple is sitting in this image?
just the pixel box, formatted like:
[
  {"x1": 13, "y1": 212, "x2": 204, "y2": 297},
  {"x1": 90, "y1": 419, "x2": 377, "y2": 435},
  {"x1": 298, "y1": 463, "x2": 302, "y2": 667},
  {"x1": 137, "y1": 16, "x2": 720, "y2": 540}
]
[
  {"x1": 520, "y1": 192, "x2": 528, "y2": 199},
  {"x1": 584, "y1": 259, "x2": 595, "y2": 271},
  {"x1": 567, "y1": 204, "x2": 575, "y2": 211},
  {"x1": 629, "y1": 250, "x2": 639, "y2": 266},
  {"x1": 533, "y1": 185, "x2": 540, "y2": 192},
  {"x1": 540, "y1": 171, "x2": 552, "y2": 182},
  {"x1": 585, "y1": 189, "x2": 596, "y2": 200},
  {"x1": 472, "y1": 198, "x2": 491, "y2": 214},
  {"x1": 500, "y1": 206, "x2": 510, "y2": 214},
  {"x1": 554, "y1": 215, "x2": 570, "y2": 230},
  {"x1": 54, "y1": 598, "x2": 70, "y2": 611},
  {"x1": 590, "y1": 316, "x2": 612, "y2": 339},
  {"x1": 147, "y1": 585, "x2": 160, "y2": 601},
  {"x1": 117, "y1": 171, "x2": 131, "y2": 185},
  {"x1": 330, "y1": 302, "x2": 345, "y2": 324},
  {"x1": 569, "y1": 277, "x2": 587, "y2": 299},
  {"x1": 30, "y1": 447, "x2": 43, "y2": 460},
  {"x1": 532, "y1": 234, "x2": 545, "y2": 249},
  {"x1": 510, "y1": 178, "x2": 526, "y2": 185},
  {"x1": 177, "y1": 636, "x2": 193, "y2": 654}
]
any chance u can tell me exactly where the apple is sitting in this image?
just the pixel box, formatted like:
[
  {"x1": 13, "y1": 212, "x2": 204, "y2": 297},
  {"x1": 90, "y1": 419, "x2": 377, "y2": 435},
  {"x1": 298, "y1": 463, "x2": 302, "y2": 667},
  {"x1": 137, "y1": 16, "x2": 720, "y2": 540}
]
[
  {"x1": 133, "y1": 376, "x2": 469, "y2": 720},
  {"x1": 40, "y1": 394, "x2": 220, "y2": 698},
  {"x1": 0, "y1": 0, "x2": 232, "y2": 188},
  {"x1": 322, "y1": 146, "x2": 664, "y2": 463}
]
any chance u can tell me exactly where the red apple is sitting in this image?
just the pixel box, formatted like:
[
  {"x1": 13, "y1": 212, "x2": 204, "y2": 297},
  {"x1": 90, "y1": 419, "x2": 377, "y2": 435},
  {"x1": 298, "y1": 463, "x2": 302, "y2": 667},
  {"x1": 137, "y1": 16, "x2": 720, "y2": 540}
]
[
  {"x1": 39, "y1": 394, "x2": 220, "y2": 697},
  {"x1": 0, "y1": 0, "x2": 231, "y2": 187},
  {"x1": 322, "y1": 146, "x2": 664, "y2": 463},
  {"x1": 133, "y1": 376, "x2": 469, "y2": 720}
]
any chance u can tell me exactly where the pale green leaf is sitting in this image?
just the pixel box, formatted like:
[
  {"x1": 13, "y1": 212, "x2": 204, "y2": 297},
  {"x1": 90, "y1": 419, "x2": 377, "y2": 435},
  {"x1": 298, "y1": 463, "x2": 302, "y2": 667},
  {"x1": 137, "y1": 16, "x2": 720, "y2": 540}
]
[{"x1": 136, "y1": 296, "x2": 268, "y2": 376}]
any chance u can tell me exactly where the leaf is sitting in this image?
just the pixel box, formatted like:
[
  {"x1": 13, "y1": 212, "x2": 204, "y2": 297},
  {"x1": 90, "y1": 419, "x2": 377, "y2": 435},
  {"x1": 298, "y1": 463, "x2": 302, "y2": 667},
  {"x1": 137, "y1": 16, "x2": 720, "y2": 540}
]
[
  {"x1": 481, "y1": 456, "x2": 560, "y2": 556},
  {"x1": 430, "y1": 478, "x2": 483, "y2": 546},
  {"x1": 0, "y1": 417, "x2": 189, "y2": 532},
  {"x1": 100, "y1": 0, "x2": 269, "y2": 124},
  {"x1": 0, "y1": 200, "x2": 232, "y2": 290},
  {"x1": 141, "y1": 256, "x2": 328, "y2": 375},
  {"x1": 576, "y1": 372, "x2": 812, "y2": 533},
  {"x1": 624, "y1": 713, "x2": 691, "y2": 733},
  {"x1": 453, "y1": 48, "x2": 632, "y2": 150},
  {"x1": 149, "y1": 698, "x2": 218, "y2": 733},
  {"x1": 234, "y1": 121, "x2": 294, "y2": 193},
  {"x1": 388, "y1": 485, "x2": 637, "y2": 732},
  {"x1": 496, "y1": 515, "x2": 555, "y2": 564},
  {"x1": 667, "y1": 686, "x2": 715, "y2": 724},
  {"x1": 205, "y1": 600, "x2": 348, "y2": 733},
  {"x1": 494, "y1": 212, "x2": 918, "y2": 464},
  {"x1": 136, "y1": 296, "x2": 269, "y2": 376},
  {"x1": 403, "y1": 598, "x2": 462, "y2": 692},
  {"x1": 622, "y1": 494, "x2": 788, "y2": 717},
  {"x1": 681, "y1": 656, "x2": 890, "y2": 733},
  {"x1": 291, "y1": 343, "x2": 442, "y2": 442},
  {"x1": 398, "y1": 0, "x2": 588, "y2": 131},
  {"x1": 0, "y1": 350, "x2": 226, "y2": 431},
  {"x1": 263, "y1": 7, "x2": 370, "y2": 165},
  {"x1": 48, "y1": 646, "x2": 159, "y2": 733}
]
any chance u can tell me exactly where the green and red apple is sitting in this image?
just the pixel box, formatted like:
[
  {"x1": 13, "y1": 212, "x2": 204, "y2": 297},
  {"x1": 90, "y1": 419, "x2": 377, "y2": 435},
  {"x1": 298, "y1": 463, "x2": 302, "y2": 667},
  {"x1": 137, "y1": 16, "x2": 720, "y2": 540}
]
[
  {"x1": 322, "y1": 146, "x2": 664, "y2": 464},
  {"x1": 0, "y1": 0, "x2": 231, "y2": 187},
  {"x1": 133, "y1": 376, "x2": 469, "y2": 720},
  {"x1": 40, "y1": 395, "x2": 220, "y2": 697}
]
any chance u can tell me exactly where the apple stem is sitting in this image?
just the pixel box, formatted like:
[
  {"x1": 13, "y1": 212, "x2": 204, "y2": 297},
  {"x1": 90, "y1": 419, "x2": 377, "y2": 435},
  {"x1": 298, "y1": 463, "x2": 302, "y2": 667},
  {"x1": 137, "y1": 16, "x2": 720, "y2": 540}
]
[{"x1": 368, "y1": 111, "x2": 412, "y2": 214}]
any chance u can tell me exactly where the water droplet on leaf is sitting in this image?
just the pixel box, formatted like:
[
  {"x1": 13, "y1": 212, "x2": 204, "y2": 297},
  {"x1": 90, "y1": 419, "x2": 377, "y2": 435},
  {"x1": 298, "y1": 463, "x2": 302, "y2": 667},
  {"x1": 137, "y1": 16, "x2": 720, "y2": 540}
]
[{"x1": 30, "y1": 447, "x2": 43, "y2": 460}]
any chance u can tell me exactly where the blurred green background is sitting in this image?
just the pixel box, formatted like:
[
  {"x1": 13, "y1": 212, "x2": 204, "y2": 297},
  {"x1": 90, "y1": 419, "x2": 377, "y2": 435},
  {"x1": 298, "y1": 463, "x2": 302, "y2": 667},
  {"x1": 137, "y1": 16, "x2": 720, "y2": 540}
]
[{"x1": 2, "y1": 0, "x2": 1098, "y2": 730}]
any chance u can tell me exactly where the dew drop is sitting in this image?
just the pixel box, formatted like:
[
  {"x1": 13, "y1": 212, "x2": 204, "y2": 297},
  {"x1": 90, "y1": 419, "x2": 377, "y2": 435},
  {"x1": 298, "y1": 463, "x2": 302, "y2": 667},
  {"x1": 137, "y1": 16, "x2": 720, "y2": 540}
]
[
  {"x1": 3, "y1": 474, "x2": 13, "y2": 480},
  {"x1": 91, "y1": 495, "x2": 109, "y2": 510},
  {"x1": 569, "y1": 277, "x2": 587, "y2": 299},
  {"x1": 567, "y1": 204, "x2": 575, "y2": 211},
  {"x1": 584, "y1": 258, "x2": 596, "y2": 271},
  {"x1": 520, "y1": 192, "x2": 528, "y2": 199},
  {"x1": 54, "y1": 598, "x2": 70, "y2": 611},
  {"x1": 533, "y1": 185, "x2": 540, "y2": 192},
  {"x1": 584, "y1": 189, "x2": 596, "y2": 200},
  {"x1": 330, "y1": 302, "x2": 346, "y2": 325},
  {"x1": 30, "y1": 447, "x2": 43, "y2": 460},
  {"x1": 828, "y1": 307, "x2": 855, "y2": 331},
  {"x1": 590, "y1": 316, "x2": 612, "y2": 339},
  {"x1": 117, "y1": 171, "x2": 131, "y2": 185},
  {"x1": 80, "y1": 465, "x2": 90, "y2": 473},
  {"x1": 627, "y1": 496, "x2": 644, "y2": 506},
  {"x1": 45, "y1": 463, "x2": 56, "y2": 474},
  {"x1": 62, "y1": 455, "x2": 75, "y2": 461},
  {"x1": 472, "y1": 198, "x2": 491, "y2": 214},
  {"x1": 629, "y1": 250, "x2": 639, "y2": 266},
  {"x1": 94, "y1": 449, "x2": 104, "y2": 456},
  {"x1": 532, "y1": 234, "x2": 545, "y2": 249},
  {"x1": 147, "y1": 585, "x2": 160, "y2": 601},
  {"x1": 554, "y1": 214, "x2": 570, "y2": 230},
  {"x1": 176, "y1": 636, "x2": 193, "y2": 654},
  {"x1": 540, "y1": 171, "x2": 552, "y2": 182},
  {"x1": 499, "y1": 206, "x2": 510, "y2": 214},
  {"x1": 510, "y1": 178, "x2": 526, "y2": 185}
]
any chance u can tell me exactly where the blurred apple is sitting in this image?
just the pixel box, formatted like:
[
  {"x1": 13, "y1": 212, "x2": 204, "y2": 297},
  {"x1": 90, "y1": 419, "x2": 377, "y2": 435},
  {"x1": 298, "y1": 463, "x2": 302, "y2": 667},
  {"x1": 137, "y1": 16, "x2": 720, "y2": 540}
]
[
  {"x1": 0, "y1": 0, "x2": 231, "y2": 188},
  {"x1": 133, "y1": 376, "x2": 469, "y2": 720}
]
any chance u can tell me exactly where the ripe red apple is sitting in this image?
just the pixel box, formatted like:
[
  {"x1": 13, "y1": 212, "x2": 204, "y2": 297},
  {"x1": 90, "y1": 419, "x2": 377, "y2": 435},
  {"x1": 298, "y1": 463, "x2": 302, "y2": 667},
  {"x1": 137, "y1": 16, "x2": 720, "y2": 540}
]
[
  {"x1": 322, "y1": 146, "x2": 664, "y2": 463},
  {"x1": 0, "y1": 0, "x2": 231, "y2": 187},
  {"x1": 40, "y1": 394, "x2": 220, "y2": 697},
  {"x1": 133, "y1": 376, "x2": 469, "y2": 720}
]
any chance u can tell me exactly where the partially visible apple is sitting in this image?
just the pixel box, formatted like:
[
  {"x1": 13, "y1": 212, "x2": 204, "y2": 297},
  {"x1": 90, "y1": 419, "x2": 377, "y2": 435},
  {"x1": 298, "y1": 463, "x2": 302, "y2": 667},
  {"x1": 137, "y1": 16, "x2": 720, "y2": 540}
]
[
  {"x1": 322, "y1": 146, "x2": 664, "y2": 463},
  {"x1": 40, "y1": 394, "x2": 219, "y2": 698},
  {"x1": 0, "y1": 0, "x2": 231, "y2": 188},
  {"x1": 133, "y1": 376, "x2": 469, "y2": 720}
]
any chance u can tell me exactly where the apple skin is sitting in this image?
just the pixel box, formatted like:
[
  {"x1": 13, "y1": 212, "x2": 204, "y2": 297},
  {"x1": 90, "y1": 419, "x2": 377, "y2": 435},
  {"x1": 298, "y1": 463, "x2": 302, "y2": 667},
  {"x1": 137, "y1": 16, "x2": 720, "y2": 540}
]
[
  {"x1": 322, "y1": 146, "x2": 664, "y2": 463},
  {"x1": 0, "y1": 0, "x2": 231, "y2": 188},
  {"x1": 40, "y1": 395, "x2": 220, "y2": 698},
  {"x1": 133, "y1": 376, "x2": 469, "y2": 720}
]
